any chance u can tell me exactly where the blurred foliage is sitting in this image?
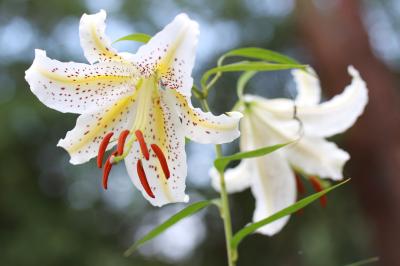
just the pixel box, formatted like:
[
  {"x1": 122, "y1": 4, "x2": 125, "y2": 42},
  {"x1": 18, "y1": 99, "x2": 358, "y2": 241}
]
[{"x1": 0, "y1": 0, "x2": 382, "y2": 265}]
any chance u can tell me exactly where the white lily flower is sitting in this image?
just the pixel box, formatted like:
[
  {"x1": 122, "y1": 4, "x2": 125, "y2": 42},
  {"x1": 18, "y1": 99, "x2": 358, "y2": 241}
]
[
  {"x1": 210, "y1": 66, "x2": 368, "y2": 235},
  {"x1": 25, "y1": 10, "x2": 242, "y2": 207}
]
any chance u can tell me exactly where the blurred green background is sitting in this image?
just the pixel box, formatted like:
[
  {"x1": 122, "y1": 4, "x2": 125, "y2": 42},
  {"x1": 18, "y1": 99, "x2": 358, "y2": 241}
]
[{"x1": 1, "y1": 0, "x2": 399, "y2": 265}]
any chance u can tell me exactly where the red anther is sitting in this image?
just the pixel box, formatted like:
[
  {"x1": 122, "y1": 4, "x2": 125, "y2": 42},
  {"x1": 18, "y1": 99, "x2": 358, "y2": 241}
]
[
  {"x1": 135, "y1": 130, "x2": 149, "y2": 160},
  {"x1": 137, "y1": 159, "x2": 155, "y2": 198},
  {"x1": 295, "y1": 174, "x2": 306, "y2": 195},
  {"x1": 102, "y1": 151, "x2": 117, "y2": 190},
  {"x1": 97, "y1": 132, "x2": 114, "y2": 168},
  {"x1": 309, "y1": 176, "x2": 327, "y2": 207},
  {"x1": 151, "y1": 144, "x2": 170, "y2": 180},
  {"x1": 117, "y1": 130, "x2": 130, "y2": 155}
]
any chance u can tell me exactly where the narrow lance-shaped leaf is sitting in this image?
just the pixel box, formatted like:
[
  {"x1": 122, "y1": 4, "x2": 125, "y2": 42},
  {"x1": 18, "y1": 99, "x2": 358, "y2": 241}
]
[
  {"x1": 113, "y1": 33, "x2": 151, "y2": 44},
  {"x1": 230, "y1": 179, "x2": 351, "y2": 250},
  {"x1": 218, "y1": 47, "x2": 300, "y2": 66},
  {"x1": 201, "y1": 61, "x2": 305, "y2": 90},
  {"x1": 214, "y1": 142, "x2": 292, "y2": 172},
  {"x1": 124, "y1": 200, "x2": 216, "y2": 257}
]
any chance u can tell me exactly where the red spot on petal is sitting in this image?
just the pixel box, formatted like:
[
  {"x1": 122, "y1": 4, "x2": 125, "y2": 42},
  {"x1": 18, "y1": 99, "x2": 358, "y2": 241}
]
[
  {"x1": 309, "y1": 176, "x2": 327, "y2": 207},
  {"x1": 135, "y1": 130, "x2": 149, "y2": 160},
  {"x1": 151, "y1": 144, "x2": 170, "y2": 180},
  {"x1": 97, "y1": 132, "x2": 114, "y2": 168},
  {"x1": 117, "y1": 130, "x2": 130, "y2": 155},
  {"x1": 137, "y1": 159, "x2": 155, "y2": 198}
]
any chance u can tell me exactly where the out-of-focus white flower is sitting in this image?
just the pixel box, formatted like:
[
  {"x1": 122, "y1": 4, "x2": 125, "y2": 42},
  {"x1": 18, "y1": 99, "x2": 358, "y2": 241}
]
[{"x1": 210, "y1": 66, "x2": 368, "y2": 235}]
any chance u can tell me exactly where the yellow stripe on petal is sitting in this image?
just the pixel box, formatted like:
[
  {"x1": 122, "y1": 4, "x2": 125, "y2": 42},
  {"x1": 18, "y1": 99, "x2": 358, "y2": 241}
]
[
  {"x1": 90, "y1": 23, "x2": 126, "y2": 63},
  {"x1": 173, "y1": 91, "x2": 238, "y2": 130},
  {"x1": 68, "y1": 91, "x2": 138, "y2": 154},
  {"x1": 36, "y1": 66, "x2": 132, "y2": 85}
]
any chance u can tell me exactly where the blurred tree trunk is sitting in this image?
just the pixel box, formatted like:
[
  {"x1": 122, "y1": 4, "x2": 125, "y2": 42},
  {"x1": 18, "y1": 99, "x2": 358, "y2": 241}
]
[{"x1": 295, "y1": 0, "x2": 400, "y2": 265}]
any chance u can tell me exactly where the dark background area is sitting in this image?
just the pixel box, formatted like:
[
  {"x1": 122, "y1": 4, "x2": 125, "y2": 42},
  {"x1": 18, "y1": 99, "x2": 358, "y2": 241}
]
[{"x1": 0, "y1": 0, "x2": 399, "y2": 265}]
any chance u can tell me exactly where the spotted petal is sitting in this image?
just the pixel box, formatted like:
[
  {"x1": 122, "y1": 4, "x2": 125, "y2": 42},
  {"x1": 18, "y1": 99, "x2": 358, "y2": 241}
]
[
  {"x1": 79, "y1": 10, "x2": 129, "y2": 64},
  {"x1": 58, "y1": 94, "x2": 138, "y2": 164},
  {"x1": 25, "y1": 49, "x2": 136, "y2": 114},
  {"x1": 125, "y1": 89, "x2": 188, "y2": 207},
  {"x1": 165, "y1": 89, "x2": 242, "y2": 144},
  {"x1": 134, "y1": 13, "x2": 199, "y2": 95}
]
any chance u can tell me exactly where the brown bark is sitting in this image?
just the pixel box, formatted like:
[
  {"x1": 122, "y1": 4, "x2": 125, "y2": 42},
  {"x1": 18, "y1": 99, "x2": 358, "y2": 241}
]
[{"x1": 295, "y1": 0, "x2": 400, "y2": 265}]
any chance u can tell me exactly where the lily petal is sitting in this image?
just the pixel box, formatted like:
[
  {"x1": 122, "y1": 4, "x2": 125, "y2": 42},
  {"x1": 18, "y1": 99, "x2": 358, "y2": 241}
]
[
  {"x1": 134, "y1": 14, "x2": 199, "y2": 95},
  {"x1": 293, "y1": 67, "x2": 321, "y2": 106},
  {"x1": 210, "y1": 160, "x2": 252, "y2": 193},
  {"x1": 285, "y1": 136, "x2": 350, "y2": 180},
  {"x1": 57, "y1": 94, "x2": 138, "y2": 164},
  {"x1": 79, "y1": 10, "x2": 127, "y2": 64},
  {"x1": 296, "y1": 66, "x2": 368, "y2": 137},
  {"x1": 250, "y1": 151, "x2": 296, "y2": 236},
  {"x1": 125, "y1": 90, "x2": 188, "y2": 206},
  {"x1": 165, "y1": 89, "x2": 242, "y2": 144},
  {"x1": 25, "y1": 49, "x2": 136, "y2": 114}
]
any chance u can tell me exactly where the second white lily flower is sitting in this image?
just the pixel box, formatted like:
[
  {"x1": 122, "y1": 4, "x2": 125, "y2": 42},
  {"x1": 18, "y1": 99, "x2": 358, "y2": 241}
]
[{"x1": 210, "y1": 66, "x2": 368, "y2": 235}]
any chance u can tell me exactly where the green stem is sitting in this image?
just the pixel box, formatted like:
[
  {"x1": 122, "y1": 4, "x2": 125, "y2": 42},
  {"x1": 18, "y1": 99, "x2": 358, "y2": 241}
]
[
  {"x1": 200, "y1": 98, "x2": 236, "y2": 266},
  {"x1": 215, "y1": 144, "x2": 237, "y2": 266}
]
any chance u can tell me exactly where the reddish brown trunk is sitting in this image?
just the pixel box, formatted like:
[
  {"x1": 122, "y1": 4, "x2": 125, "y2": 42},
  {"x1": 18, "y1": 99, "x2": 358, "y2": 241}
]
[{"x1": 296, "y1": 0, "x2": 400, "y2": 265}]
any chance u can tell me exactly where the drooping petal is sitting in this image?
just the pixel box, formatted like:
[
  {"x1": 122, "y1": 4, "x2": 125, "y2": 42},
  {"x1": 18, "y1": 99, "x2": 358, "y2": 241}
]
[
  {"x1": 57, "y1": 94, "x2": 138, "y2": 164},
  {"x1": 25, "y1": 49, "x2": 136, "y2": 114},
  {"x1": 209, "y1": 160, "x2": 252, "y2": 193},
  {"x1": 79, "y1": 10, "x2": 128, "y2": 64},
  {"x1": 125, "y1": 89, "x2": 188, "y2": 206},
  {"x1": 243, "y1": 114, "x2": 296, "y2": 236},
  {"x1": 164, "y1": 89, "x2": 242, "y2": 144},
  {"x1": 293, "y1": 67, "x2": 321, "y2": 106},
  {"x1": 250, "y1": 152, "x2": 296, "y2": 236},
  {"x1": 133, "y1": 14, "x2": 199, "y2": 95},
  {"x1": 296, "y1": 66, "x2": 368, "y2": 137},
  {"x1": 284, "y1": 136, "x2": 350, "y2": 180}
]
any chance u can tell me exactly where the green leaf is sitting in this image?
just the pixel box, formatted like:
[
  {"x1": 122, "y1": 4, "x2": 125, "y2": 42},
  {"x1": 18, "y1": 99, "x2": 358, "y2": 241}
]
[
  {"x1": 124, "y1": 200, "x2": 215, "y2": 256},
  {"x1": 219, "y1": 47, "x2": 300, "y2": 65},
  {"x1": 231, "y1": 179, "x2": 351, "y2": 250},
  {"x1": 237, "y1": 71, "x2": 257, "y2": 98},
  {"x1": 113, "y1": 33, "x2": 151, "y2": 44},
  {"x1": 214, "y1": 142, "x2": 291, "y2": 172},
  {"x1": 201, "y1": 61, "x2": 305, "y2": 89},
  {"x1": 344, "y1": 257, "x2": 379, "y2": 266}
]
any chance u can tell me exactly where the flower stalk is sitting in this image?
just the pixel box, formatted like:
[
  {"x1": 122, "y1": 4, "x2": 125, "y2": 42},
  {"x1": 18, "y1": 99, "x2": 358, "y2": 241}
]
[{"x1": 199, "y1": 96, "x2": 237, "y2": 266}]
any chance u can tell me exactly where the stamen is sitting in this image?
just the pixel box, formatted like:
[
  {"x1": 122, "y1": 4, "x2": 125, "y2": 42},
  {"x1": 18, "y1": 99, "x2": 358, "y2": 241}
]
[
  {"x1": 309, "y1": 176, "x2": 327, "y2": 207},
  {"x1": 151, "y1": 144, "x2": 170, "y2": 180},
  {"x1": 135, "y1": 130, "x2": 149, "y2": 160},
  {"x1": 97, "y1": 132, "x2": 114, "y2": 168},
  {"x1": 136, "y1": 159, "x2": 155, "y2": 198},
  {"x1": 103, "y1": 151, "x2": 118, "y2": 190},
  {"x1": 117, "y1": 130, "x2": 130, "y2": 155},
  {"x1": 295, "y1": 174, "x2": 306, "y2": 195}
]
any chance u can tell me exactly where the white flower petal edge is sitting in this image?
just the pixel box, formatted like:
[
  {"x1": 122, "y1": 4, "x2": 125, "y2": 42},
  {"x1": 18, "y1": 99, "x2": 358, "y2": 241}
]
[
  {"x1": 296, "y1": 66, "x2": 368, "y2": 137},
  {"x1": 25, "y1": 49, "x2": 136, "y2": 114},
  {"x1": 133, "y1": 14, "x2": 199, "y2": 96},
  {"x1": 293, "y1": 67, "x2": 321, "y2": 106},
  {"x1": 250, "y1": 152, "x2": 296, "y2": 236},
  {"x1": 210, "y1": 161, "x2": 252, "y2": 193},
  {"x1": 80, "y1": 9, "x2": 127, "y2": 64}
]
